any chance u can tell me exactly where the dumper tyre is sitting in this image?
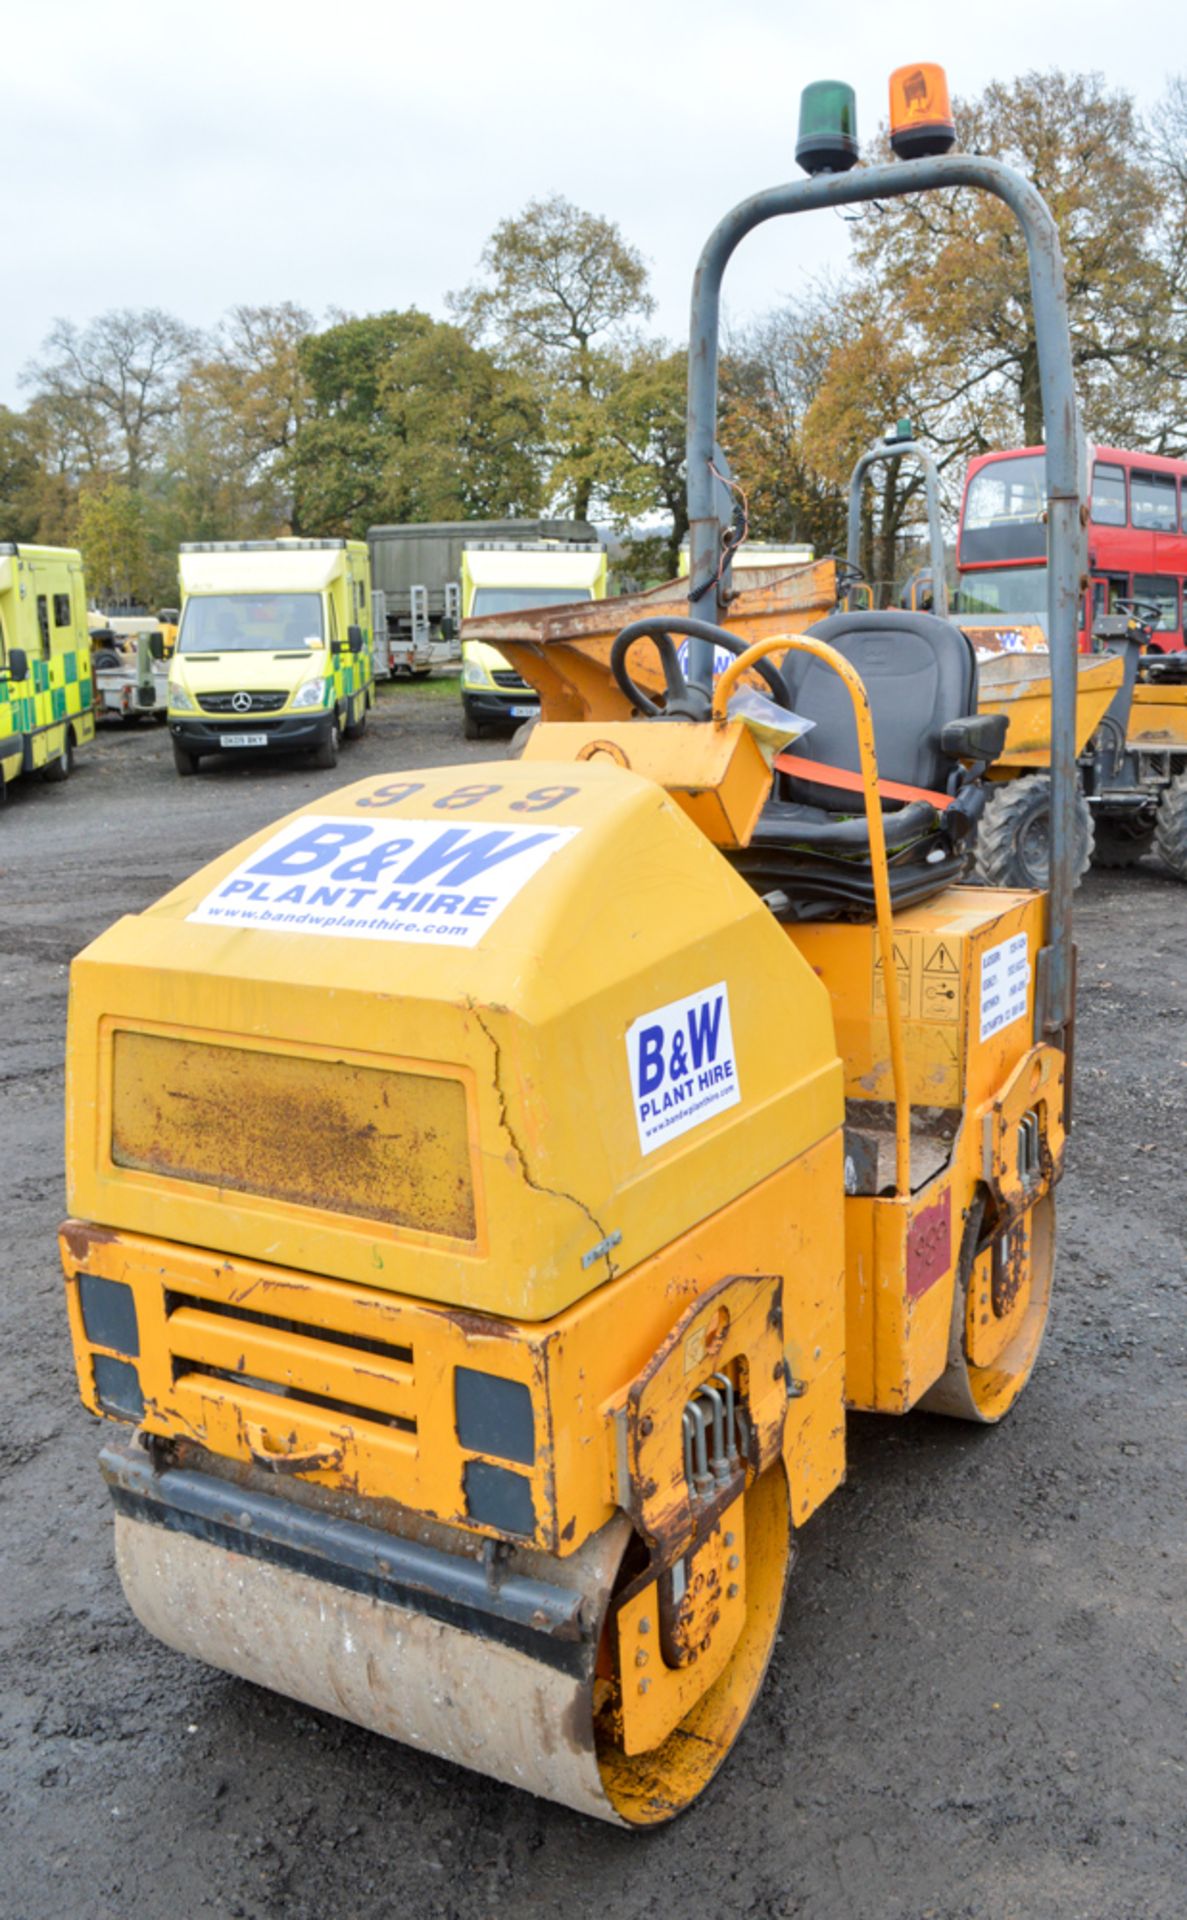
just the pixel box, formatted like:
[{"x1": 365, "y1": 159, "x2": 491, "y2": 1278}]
[
  {"x1": 1091, "y1": 816, "x2": 1155, "y2": 868},
  {"x1": 93, "y1": 649, "x2": 121, "y2": 669},
  {"x1": 1153, "y1": 772, "x2": 1187, "y2": 881},
  {"x1": 312, "y1": 718, "x2": 340, "y2": 769},
  {"x1": 172, "y1": 740, "x2": 200, "y2": 776},
  {"x1": 41, "y1": 736, "x2": 73, "y2": 783},
  {"x1": 972, "y1": 775, "x2": 1093, "y2": 890},
  {"x1": 919, "y1": 1189, "x2": 1055, "y2": 1423}
]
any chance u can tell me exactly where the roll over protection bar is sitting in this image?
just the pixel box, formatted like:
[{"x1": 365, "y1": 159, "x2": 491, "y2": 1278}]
[{"x1": 684, "y1": 154, "x2": 1085, "y2": 1040}]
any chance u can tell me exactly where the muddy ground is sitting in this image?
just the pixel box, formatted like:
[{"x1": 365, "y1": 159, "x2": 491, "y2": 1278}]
[{"x1": 1, "y1": 684, "x2": 1184, "y2": 1920}]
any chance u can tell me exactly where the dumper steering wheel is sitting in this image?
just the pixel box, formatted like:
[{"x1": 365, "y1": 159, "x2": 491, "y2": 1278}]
[
  {"x1": 610, "y1": 616, "x2": 792, "y2": 721},
  {"x1": 1114, "y1": 596, "x2": 1163, "y2": 638}
]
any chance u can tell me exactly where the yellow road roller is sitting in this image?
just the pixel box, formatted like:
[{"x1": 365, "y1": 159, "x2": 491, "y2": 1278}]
[{"x1": 60, "y1": 73, "x2": 1087, "y2": 1825}]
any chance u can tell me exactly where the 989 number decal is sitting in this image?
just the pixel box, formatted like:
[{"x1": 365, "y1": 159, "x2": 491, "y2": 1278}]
[{"x1": 356, "y1": 779, "x2": 579, "y2": 813}]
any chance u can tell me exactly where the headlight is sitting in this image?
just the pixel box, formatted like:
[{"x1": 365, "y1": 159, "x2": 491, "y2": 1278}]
[
  {"x1": 168, "y1": 681, "x2": 196, "y2": 711},
  {"x1": 462, "y1": 660, "x2": 492, "y2": 689},
  {"x1": 290, "y1": 677, "x2": 326, "y2": 710}
]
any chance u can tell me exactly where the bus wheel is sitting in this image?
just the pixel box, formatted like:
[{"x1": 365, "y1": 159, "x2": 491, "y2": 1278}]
[
  {"x1": 1154, "y1": 773, "x2": 1187, "y2": 881},
  {"x1": 973, "y1": 776, "x2": 1094, "y2": 890},
  {"x1": 42, "y1": 737, "x2": 74, "y2": 783}
]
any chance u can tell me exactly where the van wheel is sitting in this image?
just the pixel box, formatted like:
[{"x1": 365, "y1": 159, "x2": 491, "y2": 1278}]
[
  {"x1": 173, "y1": 740, "x2": 200, "y2": 776},
  {"x1": 312, "y1": 718, "x2": 340, "y2": 769},
  {"x1": 42, "y1": 737, "x2": 74, "y2": 783},
  {"x1": 343, "y1": 696, "x2": 366, "y2": 741},
  {"x1": 463, "y1": 711, "x2": 483, "y2": 742}
]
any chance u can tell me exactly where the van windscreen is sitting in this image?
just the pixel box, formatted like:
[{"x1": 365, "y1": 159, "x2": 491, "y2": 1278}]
[
  {"x1": 179, "y1": 593, "x2": 323, "y2": 652},
  {"x1": 470, "y1": 587, "x2": 593, "y2": 617}
]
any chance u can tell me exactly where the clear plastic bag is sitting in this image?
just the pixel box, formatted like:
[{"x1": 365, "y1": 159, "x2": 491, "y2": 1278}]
[{"x1": 725, "y1": 686, "x2": 815, "y2": 766}]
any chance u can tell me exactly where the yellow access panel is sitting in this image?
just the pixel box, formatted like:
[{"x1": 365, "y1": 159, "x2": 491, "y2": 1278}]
[{"x1": 66, "y1": 758, "x2": 843, "y2": 1322}]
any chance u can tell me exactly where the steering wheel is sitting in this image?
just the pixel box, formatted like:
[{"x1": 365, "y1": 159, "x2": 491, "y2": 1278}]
[
  {"x1": 1114, "y1": 596, "x2": 1164, "y2": 634},
  {"x1": 609, "y1": 616, "x2": 793, "y2": 720}
]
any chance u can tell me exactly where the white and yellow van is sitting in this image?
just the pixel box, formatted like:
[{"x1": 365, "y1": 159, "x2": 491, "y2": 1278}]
[
  {"x1": 0, "y1": 544, "x2": 96, "y2": 803},
  {"x1": 168, "y1": 540, "x2": 375, "y2": 775},
  {"x1": 459, "y1": 541, "x2": 606, "y2": 739}
]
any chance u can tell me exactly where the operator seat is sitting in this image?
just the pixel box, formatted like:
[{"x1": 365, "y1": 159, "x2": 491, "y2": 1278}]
[{"x1": 729, "y1": 610, "x2": 1005, "y2": 923}]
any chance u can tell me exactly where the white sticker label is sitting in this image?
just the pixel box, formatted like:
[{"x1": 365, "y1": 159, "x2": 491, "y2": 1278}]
[
  {"x1": 627, "y1": 982, "x2": 740, "y2": 1155},
  {"x1": 980, "y1": 932, "x2": 1030, "y2": 1041},
  {"x1": 187, "y1": 815, "x2": 579, "y2": 946}
]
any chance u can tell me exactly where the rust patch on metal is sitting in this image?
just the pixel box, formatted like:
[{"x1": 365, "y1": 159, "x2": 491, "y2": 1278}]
[
  {"x1": 576, "y1": 738, "x2": 631, "y2": 767},
  {"x1": 906, "y1": 1188, "x2": 951, "y2": 1301},
  {"x1": 992, "y1": 1221, "x2": 1027, "y2": 1317},
  {"x1": 109, "y1": 1030, "x2": 476, "y2": 1239},
  {"x1": 60, "y1": 1218, "x2": 118, "y2": 1262}
]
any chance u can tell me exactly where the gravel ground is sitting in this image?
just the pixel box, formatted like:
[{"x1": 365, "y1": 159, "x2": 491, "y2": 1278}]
[{"x1": 1, "y1": 684, "x2": 1184, "y2": 1920}]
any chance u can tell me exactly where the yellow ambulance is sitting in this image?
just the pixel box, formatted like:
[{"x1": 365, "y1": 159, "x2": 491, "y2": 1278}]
[
  {"x1": 0, "y1": 544, "x2": 95, "y2": 804},
  {"x1": 168, "y1": 540, "x2": 375, "y2": 775}
]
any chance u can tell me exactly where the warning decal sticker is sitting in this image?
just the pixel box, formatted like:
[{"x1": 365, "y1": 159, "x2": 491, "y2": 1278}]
[
  {"x1": 980, "y1": 931, "x2": 1030, "y2": 1041},
  {"x1": 627, "y1": 982, "x2": 740, "y2": 1156},
  {"x1": 187, "y1": 815, "x2": 579, "y2": 946}
]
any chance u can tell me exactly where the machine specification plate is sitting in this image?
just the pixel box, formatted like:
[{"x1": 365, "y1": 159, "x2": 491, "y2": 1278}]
[
  {"x1": 980, "y1": 932, "x2": 1030, "y2": 1041},
  {"x1": 626, "y1": 982, "x2": 740, "y2": 1155},
  {"x1": 187, "y1": 814, "x2": 579, "y2": 945}
]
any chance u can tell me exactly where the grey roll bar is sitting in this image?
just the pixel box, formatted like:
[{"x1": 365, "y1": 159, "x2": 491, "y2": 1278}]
[
  {"x1": 845, "y1": 437, "x2": 948, "y2": 620},
  {"x1": 684, "y1": 153, "x2": 1085, "y2": 1040}
]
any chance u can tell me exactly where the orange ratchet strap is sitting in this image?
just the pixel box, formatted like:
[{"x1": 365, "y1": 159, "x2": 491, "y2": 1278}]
[{"x1": 773, "y1": 750, "x2": 953, "y2": 811}]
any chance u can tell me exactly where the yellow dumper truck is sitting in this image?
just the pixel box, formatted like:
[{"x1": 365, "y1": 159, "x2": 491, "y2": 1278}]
[
  {"x1": 59, "y1": 72, "x2": 1084, "y2": 1825},
  {"x1": 168, "y1": 539, "x2": 375, "y2": 774},
  {"x1": 0, "y1": 544, "x2": 95, "y2": 802}
]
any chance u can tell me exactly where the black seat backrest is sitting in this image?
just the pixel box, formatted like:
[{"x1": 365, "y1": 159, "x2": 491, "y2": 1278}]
[{"x1": 781, "y1": 611, "x2": 978, "y2": 807}]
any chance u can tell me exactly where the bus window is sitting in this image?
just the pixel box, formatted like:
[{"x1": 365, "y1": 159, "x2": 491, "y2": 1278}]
[
  {"x1": 964, "y1": 455, "x2": 1045, "y2": 530},
  {"x1": 1131, "y1": 472, "x2": 1177, "y2": 533},
  {"x1": 1090, "y1": 462, "x2": 1127, "y2": 527},
  {"x1": 1131, "y1": 574, "x2": 1180, "y2": 632},
  {"x1": 955, "y1": 565, "x2": 1047, "y2": 616}
]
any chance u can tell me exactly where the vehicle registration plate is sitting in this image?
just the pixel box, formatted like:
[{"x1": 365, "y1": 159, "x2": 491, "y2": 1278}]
[
  {"x1": 509, "y1": 705, "x2": 538, "y2": 718},
  {"x1": 219, "y1": 733, "x2": 268, "y2": 748}
]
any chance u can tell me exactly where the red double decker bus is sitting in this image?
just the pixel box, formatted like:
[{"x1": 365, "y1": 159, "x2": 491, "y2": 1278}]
[{"x1": 956, "y1": 445, "x2": 1187, "y2": 651}]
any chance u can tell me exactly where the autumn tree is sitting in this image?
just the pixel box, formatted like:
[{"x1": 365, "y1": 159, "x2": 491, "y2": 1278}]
[
  {"x1": 590, "y1": 345, "x2": 688, "y2": 574},
  {"x1": 23, "y1": 309, "x2": 199, "y2": 484},
  {"x1": 287, "y1": 310, "x2": 547, "y2": 535},
  {"x1": 718, "y1": 295, "x2": 859, "y2": 561},
  {"x1": 452, "y1": 196, "x2": 655, "y2": 519},
  {"x1": 77, "y1": 480, "x2": 150, "y2": 607},
  {"x1": 850, "y1": 70, "x2": 1184, "y2": 453},
  {"x1": 173, "y1": 303, "x2": 313, "y2": 533}
]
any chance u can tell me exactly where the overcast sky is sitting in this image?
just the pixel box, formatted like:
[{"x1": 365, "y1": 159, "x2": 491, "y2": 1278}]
[{"x1": 2, "y1": 0, "x2": 1180, "y2": 406}]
